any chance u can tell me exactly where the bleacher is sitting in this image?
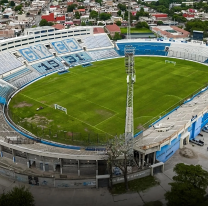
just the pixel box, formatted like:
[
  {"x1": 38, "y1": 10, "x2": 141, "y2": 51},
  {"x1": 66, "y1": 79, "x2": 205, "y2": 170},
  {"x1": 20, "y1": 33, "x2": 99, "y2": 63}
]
[
  {"x1": 94, "y1": 34, "x2": 112, "y2": 48},
  {"x1": 0, "y1": 52, "x2": 23, "y2": 75},
  {"x1": 11, "y1": 71, "x2": 41, "y2": 88},
  {"x1": 116, "y1": 42, "x2": 171, "y2": 56},
  {"x1": 18, "y1": 48, "x2": 40, "y2": 62},
  {"x1": 0, "y1": 79, "x2": 16, "y2": 100},
  {"x1": 51, "y1": 40, "x2": 70, "y2": 54},
  {"x1": 82, "y1": 36, "x2": 100, "y2": 49},
  {"x1": 31, "y1": 44, "x2": 53, "y2": 59},
  {"x1": 2, "y1": 68, "x2": 31, "y2": 82},
  {"x1": 61, "y1": 52, "x2": 92, "y2": 66},
  {"x1": 63, "y1": 38, "x2": 82, "y2": 52},
  {"x1": 82, "y1": 34, "x2": 112, "y2": 50},
  {"x1": 32, "y1": 58, "x2": 65, "y2": 74},
  {"x1": 87, "y1": 49, "x2": 120, "y2": 61},
  {"x1": 167, "y1": 43, "x2": 208, "y2": 63}
]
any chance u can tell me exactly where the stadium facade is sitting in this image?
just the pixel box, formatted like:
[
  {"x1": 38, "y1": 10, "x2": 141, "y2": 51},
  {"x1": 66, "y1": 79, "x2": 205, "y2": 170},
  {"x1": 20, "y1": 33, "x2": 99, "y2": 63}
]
[{"x1": 0, "y1": 26, "x2": 208, "y2": 184}]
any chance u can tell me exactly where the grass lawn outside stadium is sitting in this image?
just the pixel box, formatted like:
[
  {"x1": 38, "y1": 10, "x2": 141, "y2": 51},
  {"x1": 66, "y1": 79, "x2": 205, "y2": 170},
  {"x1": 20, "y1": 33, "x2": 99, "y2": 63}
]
[
  {"x1": 120, "y1": 28, "x2": 152, "y2": 33},
  {"x1": 9, "y1": 57, "x2": 208, "y2": 146}
]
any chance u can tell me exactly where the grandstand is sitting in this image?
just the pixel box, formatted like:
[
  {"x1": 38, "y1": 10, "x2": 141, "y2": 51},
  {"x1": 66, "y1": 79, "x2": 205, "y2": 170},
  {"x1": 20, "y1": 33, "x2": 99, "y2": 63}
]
[
  {"x1": 81, "y1": 34, "x2": 113, "y2": 50},
  {"x1": 0, "y1": 52, "x2": 23, "y2": 75},
  {"x1": 1, "y1": 26, "x2": 208, "y2": 184},
  {"x1": 87, "y1": 49, "x2": 119, "y2": 61},
  {"x1": 32, "y1": 58, "x2": 65, "y2": 74}
]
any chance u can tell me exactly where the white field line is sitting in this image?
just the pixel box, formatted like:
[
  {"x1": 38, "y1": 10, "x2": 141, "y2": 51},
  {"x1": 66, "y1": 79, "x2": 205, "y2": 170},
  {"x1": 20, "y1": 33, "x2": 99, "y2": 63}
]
[{"x1": 20, "y1": 93, "x2": 114, "y2": 136}]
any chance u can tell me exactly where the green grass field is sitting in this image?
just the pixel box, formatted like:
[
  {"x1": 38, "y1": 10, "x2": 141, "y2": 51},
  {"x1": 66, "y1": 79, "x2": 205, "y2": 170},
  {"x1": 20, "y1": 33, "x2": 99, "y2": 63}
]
[
  {"x1": 120, "y1": 28, "x2": 152, "y2": 33},
  {"x1": 9, "y1": 57, "x2": 208, "y2": 145}
]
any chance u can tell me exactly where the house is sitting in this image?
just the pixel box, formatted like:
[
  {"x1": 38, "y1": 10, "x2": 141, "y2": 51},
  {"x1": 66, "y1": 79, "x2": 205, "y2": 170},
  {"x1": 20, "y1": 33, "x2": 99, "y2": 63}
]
[
  {"x1": 41, "y1": 12, "x2": 65, "y2": 22},
  {"x1": 151, "y1": 13, "x2": 168, "y2": 21},
  {"x1": 73, "y1": 19, "x2": 81, "y2": 25},
  {"x1": 52, "y1": 24, "x2": 65, "y2": 30},
  {"x1": 111, "y1": 16, "x2": 122, "y2": 23},
  {"x1": 93, "y1": 27, "x2": 105, "y2": 34},
  {"x1": 105, "y1": 24, "x2": 120, "y2": 37}
]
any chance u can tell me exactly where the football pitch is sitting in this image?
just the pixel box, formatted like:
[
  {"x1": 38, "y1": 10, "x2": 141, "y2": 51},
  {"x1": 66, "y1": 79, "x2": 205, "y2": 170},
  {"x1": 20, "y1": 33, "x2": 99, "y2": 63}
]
[{"x1": 9, "y1": 57, "x2": 208, "y2": 145}]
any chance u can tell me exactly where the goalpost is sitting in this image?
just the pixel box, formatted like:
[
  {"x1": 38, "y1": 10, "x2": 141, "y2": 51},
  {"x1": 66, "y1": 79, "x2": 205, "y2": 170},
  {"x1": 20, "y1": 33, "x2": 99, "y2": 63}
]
[
  {"x1": 54, "y1": 104, "x2": 67, "y2": 114},
  {"x1": 165, "y1": 60, "x2": 176, "y2": 66}
]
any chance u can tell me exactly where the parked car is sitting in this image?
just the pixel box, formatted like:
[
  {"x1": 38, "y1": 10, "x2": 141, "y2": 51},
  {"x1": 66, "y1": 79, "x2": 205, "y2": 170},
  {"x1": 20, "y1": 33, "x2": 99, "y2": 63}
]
[
  {"x1": 202, "y1": 124, "x2": 208, "y2": 133},
  {"x1": 190, "y1": 138, "x2": 204, "y2": 146},
  {"x1": 202, "y1": 128, "x2": 208, "y2": 133},
  {"x1": 198, "y1": 133, "x2": 203, "y2": 137}
]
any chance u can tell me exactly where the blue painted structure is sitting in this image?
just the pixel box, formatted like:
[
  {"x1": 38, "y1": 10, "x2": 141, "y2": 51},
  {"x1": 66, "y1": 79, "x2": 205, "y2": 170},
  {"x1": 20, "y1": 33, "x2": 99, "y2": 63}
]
[
  {"x1": 117, "y1": 42, "x2": 171, "y2": 56},
  {"x1": 3, "y1": 68, "x2": 30, "y2": 82},
  {"x1": 0, "y1": 97, "x2": 6, "y2": 105},
  {"x1": 62, "y1": 52, "x2": 92, "y2": 66},
  {"x1": 156, "y1": 134, "x2": 181, "y2": 162},
  {"x1": 19, "y1": 48, "x2": 40, "y2": 62},
  {"x1": 32, "y1": 59, "x2": 64, "y2": 74},
  {"x1": 51, "y1": 41, "x2": 70, "y2": 54},
  {"x1": 31, "y1": 44, "x2": 53, "y2": 59},
  {"x1": 63, "y1": 38, "x2": 82, "y2": 52}
]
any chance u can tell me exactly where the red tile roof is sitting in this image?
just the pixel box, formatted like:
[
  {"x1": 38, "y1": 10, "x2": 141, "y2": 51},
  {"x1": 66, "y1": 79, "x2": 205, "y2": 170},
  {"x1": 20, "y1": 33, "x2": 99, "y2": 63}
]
[
  {"x1": 93, "y1": 27, "x2": 105, "y2": 34},
  {"x1": 52, "y1": 24, "x2": 65, "y2": 30},
  {"x1": 105, "y1": 24, "x2": 120, "y2": 32},
  {"x1": 79, "y1": 9, "x2": 85, "y2": 12},
  {"x1": 41, "y1": 13, "x2": 65, "y2": 22}
]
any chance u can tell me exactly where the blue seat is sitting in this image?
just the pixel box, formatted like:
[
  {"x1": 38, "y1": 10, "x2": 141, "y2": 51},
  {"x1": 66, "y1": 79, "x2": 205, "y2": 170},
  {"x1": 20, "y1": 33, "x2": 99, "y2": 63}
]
[
  {"x1": 3, "y1": 68, "x2": 30, "y2": 82},
  {"x1": 61, "y1": 52, "x2": 92, "y2": 66},
  {"x1": 32, "y1": 59, "x2": 65, "y2": 74},
  {"x1": 117, "y1": 42, "x2": 171, "y2": 56}
]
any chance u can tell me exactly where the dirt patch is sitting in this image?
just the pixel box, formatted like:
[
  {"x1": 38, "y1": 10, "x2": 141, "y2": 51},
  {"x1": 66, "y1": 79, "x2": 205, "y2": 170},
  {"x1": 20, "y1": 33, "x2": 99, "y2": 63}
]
[
  {"x1": 14, "y1": 101, "x2": 33, "y2": 108},
  {"x1": 179, "y1": 148, "x2": 197, "y2": 159},
  {"x1": 67, "y1": 132, "x2": 73, "y2": 137},
  {"x1": 24, "y1": 115, "x2": 53, "y2": 126}
]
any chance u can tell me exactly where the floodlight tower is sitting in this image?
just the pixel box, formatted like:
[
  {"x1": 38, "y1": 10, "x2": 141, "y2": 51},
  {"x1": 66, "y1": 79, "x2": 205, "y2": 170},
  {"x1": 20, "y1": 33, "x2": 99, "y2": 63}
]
[{"x1": 124, "y1": 2, "x2": 136, "y2": 143}]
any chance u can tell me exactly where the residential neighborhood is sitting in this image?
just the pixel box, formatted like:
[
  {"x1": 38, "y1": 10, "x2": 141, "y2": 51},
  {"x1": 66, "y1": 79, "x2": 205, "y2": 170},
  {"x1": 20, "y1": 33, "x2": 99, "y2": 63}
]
[{"x1": 0, "y1": 0, "x2": 208, "y2": 40}]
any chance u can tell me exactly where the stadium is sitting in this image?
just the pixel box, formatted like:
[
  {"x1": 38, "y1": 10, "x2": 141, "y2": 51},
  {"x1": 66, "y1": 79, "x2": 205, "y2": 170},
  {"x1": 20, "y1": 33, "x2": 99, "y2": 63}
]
[{"x1": 0, "y1": 26, "x2": 208, "y2": 187}]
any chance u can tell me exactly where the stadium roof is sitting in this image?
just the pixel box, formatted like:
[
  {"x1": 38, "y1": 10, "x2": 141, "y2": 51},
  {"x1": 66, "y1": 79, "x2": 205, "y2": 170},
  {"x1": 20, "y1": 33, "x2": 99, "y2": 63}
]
[{"x1": 134, "y1": 87, "x2": 208, "y2": 153}]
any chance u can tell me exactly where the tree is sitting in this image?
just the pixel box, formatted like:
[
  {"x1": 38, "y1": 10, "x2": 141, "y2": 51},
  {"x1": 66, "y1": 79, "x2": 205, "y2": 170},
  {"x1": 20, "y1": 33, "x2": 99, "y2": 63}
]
[
  {"x1": 14, "y1": 5, "x2": 22, "y2": 11},
  {"x1": 98, "y1": 22, "x2": 104, "y2": 26},
  {"x1": 136, "y1": 21, "x2": 148, "y2": 29},
  {"x1": 74, "y1": 11, "x2": 80, "y2": 19},
  {"x1": 95, "y1": 0, "x2": 102, "y2": 5},
  {"x1": 10, "y1": 1, "x2": 15, "y2": 6},
  {"x1": 39, "y1": 19, "x2": 50, "y2": 26},
  {"x1": 99, "y1": 12, "x2": 111, "y2": 21},
  {"x1": 89, "y1": 10, "x2": 98, "y2": 19},
  {"x1": 117, "y1": 10, "x2": 121, "y2": 16},
  {"x1": 116, "y1": 21, "x2": 121, "y2": 26},
  {"x1": 165, "y1": 163, "x2": 208, "y2": 206},
  {"x1": 67, "y1": 4, "x2": 77, "y2": 12},
  {"x1": 0, "y1": 186, "x2": 34, "y2": 206},
  {"x1": 157, "y1": 21, "x2": 163, "y2": 25},
  {"x1": 106, "y1": 134, "x2": 133, "y2": 191},
  {"x1": 118, "y1": 3, "x2": 126, "y2": 11},
  {"x1": 81, "y1": 21, "x2": 86, "y2": 26},
  {"x1": 78, "y1": 6, "x2": 85, "y2": 9},
  {"x1": 113, "y1": 32, "x2": 121, "y2": 40}
]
